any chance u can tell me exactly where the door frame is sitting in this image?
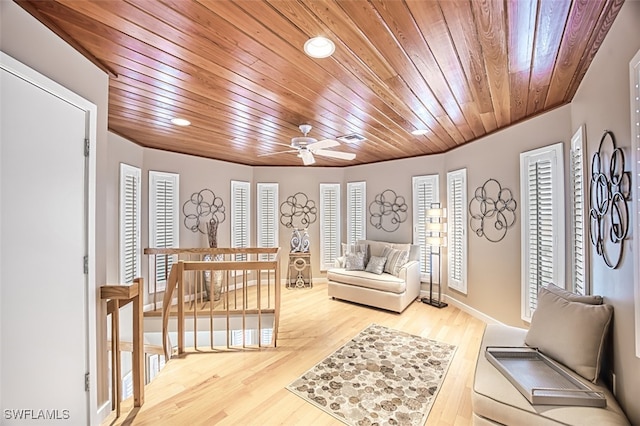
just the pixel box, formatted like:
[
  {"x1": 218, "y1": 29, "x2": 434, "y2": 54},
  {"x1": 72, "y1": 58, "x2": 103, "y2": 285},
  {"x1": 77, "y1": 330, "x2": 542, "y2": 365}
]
[{"x1": 1, "y1": 51, "x2": 98, "y2": 425}]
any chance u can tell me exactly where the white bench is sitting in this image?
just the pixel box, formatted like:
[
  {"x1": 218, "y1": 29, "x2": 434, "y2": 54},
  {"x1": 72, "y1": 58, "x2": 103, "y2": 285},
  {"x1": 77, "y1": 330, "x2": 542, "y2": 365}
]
[{"x1": 472, "y1": 323, "x2": 629, "y2": 425}]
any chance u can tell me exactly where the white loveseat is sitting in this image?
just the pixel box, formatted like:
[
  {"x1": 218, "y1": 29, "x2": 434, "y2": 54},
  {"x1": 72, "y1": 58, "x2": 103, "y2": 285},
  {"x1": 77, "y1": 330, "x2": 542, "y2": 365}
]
[{"x1": 327, "y1": 240, "x2": 420, "y2": 313}]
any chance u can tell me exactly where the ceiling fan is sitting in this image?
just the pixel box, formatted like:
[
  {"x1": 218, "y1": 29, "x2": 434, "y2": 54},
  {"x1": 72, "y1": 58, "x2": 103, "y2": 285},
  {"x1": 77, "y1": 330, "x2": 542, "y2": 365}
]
[{"x1": 259, "y1": 124, "x2": 356, "y2": 165}]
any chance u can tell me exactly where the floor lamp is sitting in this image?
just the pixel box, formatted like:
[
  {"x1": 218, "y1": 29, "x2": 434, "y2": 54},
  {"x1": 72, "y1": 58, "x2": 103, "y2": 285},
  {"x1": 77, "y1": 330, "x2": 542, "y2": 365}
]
[{"x1": 421, "y1": 203, "x2": 448, "y2": 308}]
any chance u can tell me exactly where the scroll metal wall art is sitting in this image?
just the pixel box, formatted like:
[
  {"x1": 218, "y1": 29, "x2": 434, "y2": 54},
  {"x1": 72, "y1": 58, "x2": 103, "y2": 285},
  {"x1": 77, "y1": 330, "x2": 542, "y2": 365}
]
[
  {"x1": 589, "y1": 130, "x2": 630, "y2": 269},
  {"x1": 182, "y1": 188, "x2": 226, "y2": 234},
  {"x1": 468, "y1": 178, "x2": 517, "y2": 243},
  {"x1": 369, "y1": 189, "x2": 408, "y2": 232},
  {"x1": 280, "y1": 192, "x2": 317, "y2": 229}
]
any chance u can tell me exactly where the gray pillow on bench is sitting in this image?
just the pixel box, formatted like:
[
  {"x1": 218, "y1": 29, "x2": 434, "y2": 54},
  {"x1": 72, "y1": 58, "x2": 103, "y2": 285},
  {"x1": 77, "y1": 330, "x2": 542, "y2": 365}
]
[{"x1": 525, "y1": 285, "x2": 613, "y2": 383}]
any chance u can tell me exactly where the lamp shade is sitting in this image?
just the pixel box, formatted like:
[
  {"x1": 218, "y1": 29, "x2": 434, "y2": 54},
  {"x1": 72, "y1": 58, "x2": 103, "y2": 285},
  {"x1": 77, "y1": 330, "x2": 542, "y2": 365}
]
[
  {"x1": 426, "y1": 222, "x2": 447, "y2": 232},
  {"x1": 426, "y1": 207, "x2": 446, "y2": 218},
  {"x1": 425, "y1": 236, "x2": 447, "y2": 247}
]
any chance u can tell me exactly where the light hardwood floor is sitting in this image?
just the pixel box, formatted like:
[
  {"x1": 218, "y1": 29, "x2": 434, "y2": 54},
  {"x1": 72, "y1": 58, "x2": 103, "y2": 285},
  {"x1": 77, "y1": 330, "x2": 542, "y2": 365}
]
[{"x1": 103, "y1": 281, "x2": 486, "y2": 426}]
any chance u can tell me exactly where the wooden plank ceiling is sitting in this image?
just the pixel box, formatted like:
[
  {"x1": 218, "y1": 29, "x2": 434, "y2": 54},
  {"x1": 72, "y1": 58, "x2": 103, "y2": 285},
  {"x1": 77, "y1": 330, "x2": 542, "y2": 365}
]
[{"x1": 17, "y1": 0, "x2": 624, "y2": 167}]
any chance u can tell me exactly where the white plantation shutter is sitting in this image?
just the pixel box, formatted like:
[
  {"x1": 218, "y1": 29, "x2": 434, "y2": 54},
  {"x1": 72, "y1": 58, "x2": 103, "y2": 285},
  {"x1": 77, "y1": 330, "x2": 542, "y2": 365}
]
[
  {"x1": 320, "y1": 183, "x2": 341, "y2": 270},
  {"x1": 120, "y1": 163, "x2": 141, "y2": 284},
  {"x1": 149, "y1": 171, "x2": 179, "y2": 292},
  {"x1": 257, "y1": 183, "x2": 278, "y2": 261},
  {"x1": 631, "y1": 50, "x2": 640, "y2": 359},
  {"x1": 412, "y1": 175, "x2": 439, "y2": 281},
  {"x1": 231, "y1": 180, "x2": 250, "y2": 261},
  {"x1": 346, "y1": 181, "x2": 366, "y2": 245},
  {"x1": 570, "y1": 126, "x2": 588, "y2": 295},
  {"x1": 520, "y1": 143, "x2": 565, "y2": 322},
  {"x1": 447, "y1": 169, "x2": 467, "y2": 294}
]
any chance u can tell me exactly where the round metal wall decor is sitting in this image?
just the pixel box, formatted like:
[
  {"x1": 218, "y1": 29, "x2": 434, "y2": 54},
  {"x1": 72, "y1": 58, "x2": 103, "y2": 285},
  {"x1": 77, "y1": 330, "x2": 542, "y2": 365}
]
[
  {"x1": 589, "y1": 130, "x2": 630, "y2": 269},
  {"x1": 468, "y1": 178, "x2": 517, "y2": 243},
  {"x1": 182, "y1": 188, "x2": 226, "y2": 234},
  {"x1": 280, "y1": 192, "x2": 317, "y2": 229},
  {"x1": 369, "y1": 189, "x2": 408, "y2": 232}
]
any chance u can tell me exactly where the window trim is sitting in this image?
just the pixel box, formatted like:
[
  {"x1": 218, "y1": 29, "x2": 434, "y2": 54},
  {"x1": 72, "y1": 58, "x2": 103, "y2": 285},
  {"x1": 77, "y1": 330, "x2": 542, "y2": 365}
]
[
  {"x1": 447, "y1": 168, "x2": 468, "y2": 294},
  {"x1": 519, "y1": 143, "x2": 565, "y2": 322},
  {"x1": 257, "y1": 183, "x2": 279, "y2": 260},
  {"x1": 630, "y1": 48, "x2": 640, "y2": 358},
  {"x1": 319, "y1": 183, "x2": 341, "y2": 271},
  {"x1": 148, "y1": 170, "x2": 179, "y2": 293},
  {"x1": 346, "y1": 181, "x2": 366, "y2": 245},
  {"x1": 570, "y1": 125, "x2": 589, "y2": 296},
  {"x1": 412, "y1": 174, "x2": 439, "y2": 282},
  {"x1": 231, "y1": 180, "x2": 251, "y2": 258},
  {"x1": 119, "y1": 163, "x2": 141, "y2": 284}
]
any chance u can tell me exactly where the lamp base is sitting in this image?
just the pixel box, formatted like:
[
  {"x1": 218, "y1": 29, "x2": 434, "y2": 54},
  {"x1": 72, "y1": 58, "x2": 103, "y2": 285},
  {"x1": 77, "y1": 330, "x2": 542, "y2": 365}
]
[{"x1": 421, "y1": 297, "x2": 448, "y2": 309}]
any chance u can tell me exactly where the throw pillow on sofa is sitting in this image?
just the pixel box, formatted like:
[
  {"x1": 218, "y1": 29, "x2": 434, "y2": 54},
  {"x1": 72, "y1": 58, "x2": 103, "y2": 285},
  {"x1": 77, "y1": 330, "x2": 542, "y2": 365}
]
[
  {"x1": 524, "y1": 285, "x2": 613, "y2": 383},
  {"x1": 342, "y1": 243, "x2": 368, "y2": 266},
  {"x1": 365, "y1": 255, "x2": 387, "y2": 274},
  {"x1": 382, "y1": 246, "x2": 408, "y2": 276},
  {"x1": 345, "y1": 252, "x2": 366, "y2": 271}
]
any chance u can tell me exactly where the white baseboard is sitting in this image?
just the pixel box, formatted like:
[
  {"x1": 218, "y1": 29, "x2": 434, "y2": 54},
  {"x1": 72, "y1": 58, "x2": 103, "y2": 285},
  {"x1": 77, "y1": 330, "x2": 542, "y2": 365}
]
[{"x1": 444, "y1": 295, "x2": 504, "y2": 326}]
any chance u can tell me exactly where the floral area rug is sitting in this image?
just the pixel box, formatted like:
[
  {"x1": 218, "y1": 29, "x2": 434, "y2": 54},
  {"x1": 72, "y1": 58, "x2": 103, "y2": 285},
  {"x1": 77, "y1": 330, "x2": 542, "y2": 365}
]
[{"x1": 286, "y1": 324, "x2": 457, "y2": 425}]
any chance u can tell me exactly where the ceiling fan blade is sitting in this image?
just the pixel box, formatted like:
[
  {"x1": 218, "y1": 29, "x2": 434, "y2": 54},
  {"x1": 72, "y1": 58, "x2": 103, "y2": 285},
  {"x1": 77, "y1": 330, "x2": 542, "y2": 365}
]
[
  {"x1": 300, "y1": 150, "x2": 315, "y2": 165},
  {"x1": 307, "y1": 138, "x2": 340, "y2": 150},
  {"x1": 257, "y1": 149, "x2": 297, "y2": 157},
  {"x1": 313, "y1": 149, "x2": 356, "y2": 161},
  {"x1": 258, "y1": 138, "x2": 294, "y2": 149}
]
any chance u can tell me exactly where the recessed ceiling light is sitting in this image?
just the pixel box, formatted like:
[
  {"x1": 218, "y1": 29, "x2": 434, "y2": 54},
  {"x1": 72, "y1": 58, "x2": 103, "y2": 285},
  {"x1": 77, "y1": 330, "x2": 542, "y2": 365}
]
[
  {"x1": 304, "y1": 36, "x2": 335, "y2": 58},
  {"x1": 171, "y1": 117, "x2": 191, "y2": 126},
  {"x1": 411, "y1": 129, "x2": 428, "y2": 136}
]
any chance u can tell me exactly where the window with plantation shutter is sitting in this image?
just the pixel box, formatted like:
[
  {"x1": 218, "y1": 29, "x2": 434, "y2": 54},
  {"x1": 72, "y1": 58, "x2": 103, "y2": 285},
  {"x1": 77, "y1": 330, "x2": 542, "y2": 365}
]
[
  {"x1": 412, "y1": 175, "x2": 439, "y2": 281},
  {"x1": 346, "y1": 181, "x2": 366, "y2": 245},
  {"x1": 231, "y1": 180, "x2": 250, "y2": 261},
  {"x1": 149, "y1": 171, "x2": 179, "y2": 292},
  {"x1": 447, "y1": 169, "x2": 467, "y2": 294},
  {"x1": 570, "y1": 126, "x2": 588, "y2": 296},
  {"x1": 520, "y1": 143, "x2": 565, "y2": 322},
  {"x1": 630, "y1": 49, "x2": 640, "y2": 358},
  {"x1": 119, "y1": 163, "x2": 141, "y2": 284},
  {"x1": 257, "y1": 183, "x2": 278, "y2": 261},
  {"x1": 320, "y1": 183, "x2": 341, "y2": 271}
]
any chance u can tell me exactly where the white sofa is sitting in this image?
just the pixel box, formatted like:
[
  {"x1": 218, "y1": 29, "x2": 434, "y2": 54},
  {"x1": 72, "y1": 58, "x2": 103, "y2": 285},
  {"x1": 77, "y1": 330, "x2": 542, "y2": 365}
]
[{"x1": 326, "y1": 240, "x2": 420, "y2": 313}]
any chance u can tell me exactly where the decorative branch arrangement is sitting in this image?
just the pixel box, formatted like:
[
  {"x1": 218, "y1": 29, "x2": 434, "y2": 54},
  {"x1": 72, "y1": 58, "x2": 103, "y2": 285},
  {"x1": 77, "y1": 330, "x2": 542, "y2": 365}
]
[
  {"x1": 468, "y1": 178, "x2": 517, "y2": 243},
  {"x1": 280, "y1": 192, "x2": 317, "y2": 229},
  {"x1": 182, "y1": 188, "x2": 226, "y2": 240},
  {"x1": 369, "y1": 189, "x2": 407, "y2": 232},
  {"x1": 589, "y1": 130, "x2": 630, "y2": 269}
]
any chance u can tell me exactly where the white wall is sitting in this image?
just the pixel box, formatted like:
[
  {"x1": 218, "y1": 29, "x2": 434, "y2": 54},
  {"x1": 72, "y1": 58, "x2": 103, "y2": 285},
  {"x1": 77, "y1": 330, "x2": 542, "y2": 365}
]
[
  {"x1": 444, "y1": 106, "x2": 572, "y2": 325},
  {"x1": 570, "y1": 1, "x2": 640, "y2": 422},
  {"x1": 253, "y1": 167, "x2": 346, "y2": 277},
  {"x1": 345, "y1": 154, "x2": 445, "y2": 245},
  {"x1": 3, "y1": 0, "x2": 640, "y2": 423},
  {"x1": 0, "y1": 0, "x2": 111, "y2": 412}
]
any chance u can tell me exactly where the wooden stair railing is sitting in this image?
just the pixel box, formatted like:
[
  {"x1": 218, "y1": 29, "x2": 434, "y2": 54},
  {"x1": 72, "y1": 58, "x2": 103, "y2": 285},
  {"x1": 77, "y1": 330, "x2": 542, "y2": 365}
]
[
  {"x1": 100, "y1": 279, "x2": 144, "y2": 418},
  {"x1": 145, "y1": 247, "x2": 281, "y2": 359}
]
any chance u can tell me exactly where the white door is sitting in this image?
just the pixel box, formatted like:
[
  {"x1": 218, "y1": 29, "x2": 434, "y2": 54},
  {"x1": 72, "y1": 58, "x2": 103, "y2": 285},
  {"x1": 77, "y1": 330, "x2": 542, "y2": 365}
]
[{"x1": 1, "y1": 62, "x2": 90, "y2": 424}]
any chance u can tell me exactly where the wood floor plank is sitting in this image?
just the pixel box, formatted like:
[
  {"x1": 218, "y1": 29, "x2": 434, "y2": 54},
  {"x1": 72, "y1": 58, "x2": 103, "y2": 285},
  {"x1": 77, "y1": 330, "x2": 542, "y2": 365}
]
[{"x1": 102, "y1": 281, "x2": 485, "y2": 425}]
